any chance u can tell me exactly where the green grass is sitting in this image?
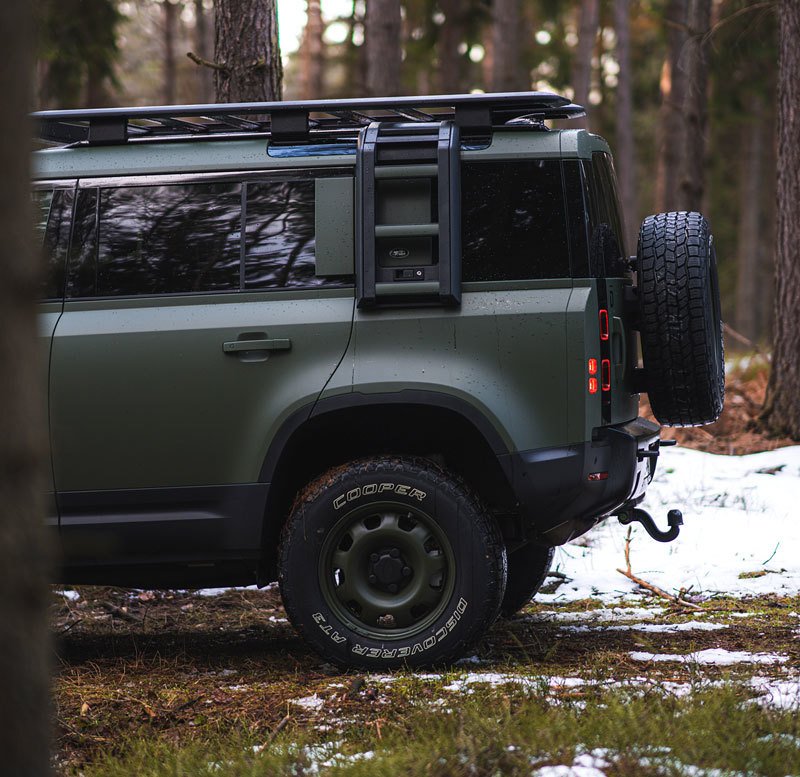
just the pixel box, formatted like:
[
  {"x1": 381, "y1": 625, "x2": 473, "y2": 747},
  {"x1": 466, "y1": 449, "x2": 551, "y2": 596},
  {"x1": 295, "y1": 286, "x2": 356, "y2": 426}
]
[{"x1": 69, "y1": 685, "x2": 800, "y2": 776}]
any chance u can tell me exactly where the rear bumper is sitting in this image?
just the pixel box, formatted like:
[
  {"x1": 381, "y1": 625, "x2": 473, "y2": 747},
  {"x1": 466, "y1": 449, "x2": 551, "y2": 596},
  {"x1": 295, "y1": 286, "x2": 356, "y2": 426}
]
[{"x1": 506, "y1": 417, "x2": 660, "y2": 545}]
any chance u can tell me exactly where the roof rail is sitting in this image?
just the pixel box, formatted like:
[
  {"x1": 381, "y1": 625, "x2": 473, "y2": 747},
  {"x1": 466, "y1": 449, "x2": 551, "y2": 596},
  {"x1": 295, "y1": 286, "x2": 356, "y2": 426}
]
[{"x1": 33, "y1": 92, "x2": 585, "y2": 147}]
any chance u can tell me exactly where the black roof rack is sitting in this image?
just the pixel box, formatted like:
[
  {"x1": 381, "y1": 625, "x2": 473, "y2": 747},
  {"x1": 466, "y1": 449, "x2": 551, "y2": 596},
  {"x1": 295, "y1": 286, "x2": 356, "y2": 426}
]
[{"x1": 33, "y1": 92, "x2": 585, "y2": 147}]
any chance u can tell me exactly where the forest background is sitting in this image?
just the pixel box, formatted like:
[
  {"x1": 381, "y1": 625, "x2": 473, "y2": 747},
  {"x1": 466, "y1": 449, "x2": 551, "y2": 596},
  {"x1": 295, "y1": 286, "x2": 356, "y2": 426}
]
[{"x1": 34, "y1": 0, "x2": 779, "y2": 349}]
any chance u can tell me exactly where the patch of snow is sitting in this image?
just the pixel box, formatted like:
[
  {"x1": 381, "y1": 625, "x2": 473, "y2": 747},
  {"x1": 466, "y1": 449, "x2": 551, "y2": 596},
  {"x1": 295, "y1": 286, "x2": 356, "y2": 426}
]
[
  {"x1": 268, "y1": 615, "x2": 288, "y2": 624},
  {"x1": 290, "y1": 693, "x2": 325, "y2": 711},
  {"x1": 561, "y1": 620, "x2": 727, "y2": 634},
  {"x1": 540, "y1": 446, "x2": 800, "y2": 603},
  {"x1": 193, "y1": 585, "x2": 260, "y2": 597},
  {"x1": 55, "y1": 589, "x2": 80, "y2": 601},
  {"x1": 749, "y1": 676, "x2": 800, "y2": 710},
  {"x1": 531, "y1": 607, "x2": 664, "y2": 623},
  {"x1": 630, "y1": 649, "x2": 788, "y2": 666},
  {"x1": 531, "y1": 749, "x2": 611, "y2": 777}
]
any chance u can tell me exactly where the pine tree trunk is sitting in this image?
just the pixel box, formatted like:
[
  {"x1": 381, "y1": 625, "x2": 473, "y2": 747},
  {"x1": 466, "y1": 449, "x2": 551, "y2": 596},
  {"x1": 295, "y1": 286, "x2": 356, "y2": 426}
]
[
  {"x1": 613, "y1": 0, "x2": 636, "y2": 252},
  {"x1": 491, "y1": 0, "x2": 524, "y2": 92},
  {"x1": 0, "y1": 2, "x2": 53, "y2": 775},
  {"x1": 735, "y1": 106, "x2": 765, "y2": 344},
  {"x1": 678, "y1": 0, "x2": 711, "y2": 212},
  {"x1": 214, "y1": 0, "x2": 282, "y2": 102},
  {"x1": 761, "y1": 0, "x2": 800, "y2": 439},
  {"x1": 164, "y1": 0, "x2": 178, "y2": 104},
  {"x1": 300, "y1": 0, "x2": 324, "y2": 99},
  {"x1": 572, "y1": 0, "x2": 600, "y2": 130},
  {"x1": 439, "y1": 0, "x2": 464, "y2": 93},
  {"x1": 654, "y1": 0, "x2": 687, "y2": 213},
  {"x1": 195, "y1": 0, "x2": 214, "y2": 102},
  {"x1": 365, "y1": 0, "x2": 401, "y2": 96}
]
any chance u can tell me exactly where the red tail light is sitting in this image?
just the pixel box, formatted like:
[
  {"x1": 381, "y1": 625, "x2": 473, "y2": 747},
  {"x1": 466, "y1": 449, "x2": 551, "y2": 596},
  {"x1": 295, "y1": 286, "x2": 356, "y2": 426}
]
[
  {"x1": 588, "y1": 377, "x2": 599, "y2": 394},
  {"x1": 588, "y1": 358, "x2": 598, "y2": 375},
  {"x1": 601, "y1": 358, "x2": 611, "y2": 391},
  {"x1": 599, "y1": 309, "x2": 609, "y2": 341}
]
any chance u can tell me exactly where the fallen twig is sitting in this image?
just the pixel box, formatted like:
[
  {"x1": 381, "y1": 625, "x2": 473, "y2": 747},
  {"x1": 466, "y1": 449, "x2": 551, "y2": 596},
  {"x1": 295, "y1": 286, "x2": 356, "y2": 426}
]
[
  {"x1": 616, "y1": 568, "x2": 702, "y2": 611},
  {"x1": 255, "y1": 713, "x2": 291, "y2": 753},
  {"x1": 99, "y1": 601, "x2": 141, "y2": 624}
]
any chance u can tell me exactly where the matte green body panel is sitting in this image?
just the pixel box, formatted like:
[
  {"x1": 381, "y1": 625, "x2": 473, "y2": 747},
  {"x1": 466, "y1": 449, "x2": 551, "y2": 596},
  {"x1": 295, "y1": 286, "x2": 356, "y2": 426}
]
[
  {"x1": 319, "y1": 283, "x2": 572, "y2": 454},
  {"x1": 50, "y1": 290, "x2": 354, "y2": 490}
]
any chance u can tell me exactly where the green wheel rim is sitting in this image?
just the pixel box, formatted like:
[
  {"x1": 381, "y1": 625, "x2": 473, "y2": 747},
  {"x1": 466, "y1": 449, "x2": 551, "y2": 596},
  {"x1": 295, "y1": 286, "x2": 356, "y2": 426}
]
[{"x1": 319, "y1": 502, "x2": 456, "y2": 641}]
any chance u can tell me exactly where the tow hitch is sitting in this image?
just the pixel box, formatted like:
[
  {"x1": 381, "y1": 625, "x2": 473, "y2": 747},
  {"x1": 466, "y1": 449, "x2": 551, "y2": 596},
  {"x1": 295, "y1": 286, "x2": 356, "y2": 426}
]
[{"x1": 617, "y1": 507, "x2": 683, "y2": 543}]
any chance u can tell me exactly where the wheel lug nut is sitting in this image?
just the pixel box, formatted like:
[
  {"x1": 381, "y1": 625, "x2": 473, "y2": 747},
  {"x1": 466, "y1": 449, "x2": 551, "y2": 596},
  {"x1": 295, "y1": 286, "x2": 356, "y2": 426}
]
[
  {"x1": 390, "y1": 548, "x2": 400, "y2": 558},
  {"x1": 402, "y1": 566, "x2": 411, "y2": 577},
  {"x1": 388, "y1": 583, "x2": 398, "y2": 593},
  {"x1": 370, "y1": 553, "x2": 379, "y2": 563},
  {"x1": 368, "y1": 574, "x2": 377, "y2": 583}
]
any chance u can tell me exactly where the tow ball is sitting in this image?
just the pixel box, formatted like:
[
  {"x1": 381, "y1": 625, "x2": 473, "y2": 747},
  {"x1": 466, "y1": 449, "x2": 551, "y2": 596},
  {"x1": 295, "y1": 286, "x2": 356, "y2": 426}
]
[{"x1": 617, "y1": 507, "x2": 684, "y2": 543}]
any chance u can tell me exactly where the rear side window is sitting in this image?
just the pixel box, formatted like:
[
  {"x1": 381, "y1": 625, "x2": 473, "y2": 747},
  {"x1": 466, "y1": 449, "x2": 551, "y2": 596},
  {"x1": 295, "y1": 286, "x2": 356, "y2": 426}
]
[
  {"x1": 33, "y1": 186, "x2": 74, "y2": 300},
  {"x1": 67, "y1": 175, "x2": 349, "y2": 298},
  {"x1": 584, "y1": 153, "x2": 627, "y2": 277},
  {"x1": 461, "y1": 160, "x2": 570, "y2": 281}
]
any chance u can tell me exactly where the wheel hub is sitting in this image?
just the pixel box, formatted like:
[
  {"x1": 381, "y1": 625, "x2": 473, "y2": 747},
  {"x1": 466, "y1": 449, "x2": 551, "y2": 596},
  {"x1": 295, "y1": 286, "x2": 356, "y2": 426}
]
[{"x1": 368, "y1": 548, "x2": 412, "y2": 592}]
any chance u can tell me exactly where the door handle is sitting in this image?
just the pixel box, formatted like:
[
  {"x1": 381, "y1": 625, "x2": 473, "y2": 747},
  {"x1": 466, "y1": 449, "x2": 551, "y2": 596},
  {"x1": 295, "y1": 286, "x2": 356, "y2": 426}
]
[{"x1": 222, "y1": 338, "x2": 291, "y2": 353}]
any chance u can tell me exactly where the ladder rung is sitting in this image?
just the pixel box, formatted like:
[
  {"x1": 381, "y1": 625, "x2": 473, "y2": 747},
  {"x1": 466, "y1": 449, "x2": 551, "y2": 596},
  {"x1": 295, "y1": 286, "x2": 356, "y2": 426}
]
[
  {"x1": 374, "y1": 164, "x2": 438, "y2": 179},
  {"x1": 375, "y1": 224, "x2": 439, "y2": 238}
]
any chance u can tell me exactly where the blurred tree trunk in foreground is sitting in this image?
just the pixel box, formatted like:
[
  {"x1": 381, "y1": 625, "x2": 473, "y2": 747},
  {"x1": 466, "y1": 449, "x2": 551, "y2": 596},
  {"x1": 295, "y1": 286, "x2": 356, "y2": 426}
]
[
  {"x1": 300, "y1": 0, "x2": 324, "y2": 99},
  {"x1": 678, "y1": 0, "x2": 711, "y2": 212},
  {"x1": 761, "y1": 0, "x2": 800, "y2": 439},
  {"x1": 613, "y1": 0, "x2": 636, "y2": 252},
  {"x1": 572, "y1": 0, "x2": 599, "y2": 129},
  {"x1": 654, "y1": 0, "x2": 687, "y2": 213},
  {"x1": 365, "y1": 0, "x2": 401, "y2": 95},
  {"x1": 214, "y1": 0, "x2": 282, "y2": 101},
  {"x1": 0, "y1": 1, "x2": 53, "y2": 775},
  {"x1": 439, "y1": 0, "x2": 466, "y2": 93}
]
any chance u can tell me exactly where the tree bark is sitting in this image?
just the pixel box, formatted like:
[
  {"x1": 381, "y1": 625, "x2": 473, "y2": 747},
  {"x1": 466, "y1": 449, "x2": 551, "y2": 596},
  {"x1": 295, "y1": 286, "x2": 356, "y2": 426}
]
[
  {"x1": 572, "y1": 0, "x2": 600, "y2": 130},
  {"x1": 734, "y1": 104, "x2": 766, "y2": 344},
  {"x1": 365, "y1": 0, "x2": 401, "y2": 96},
  {"x1": 0, "y1": 2, "x2": 53, "y2": 775},
  {"x1": 491, "y1": 0, "x2": 525, "y2": 92},
  {"x1": 654, "y1": 0, "x2": 688, "y2": 213},
  {"x1": 300, "y1": 0, "x2": 324, "y2": 99},
  {"x1": 194, "y1": 0, "x2": 214, "y2": 102},
  {"x1": 439, "y1": 0, "x2": 465, "y2": 93},
  {"x1": 761, "y1": 0, "x2": 800, "y2": 439},
  {"x1": 214, "y1": 0, "x2": 282, "y2": 102},
  {"x1": 613, "y1": 0, "x2": 636, "y2": 252},
  {"x1": 677, "y1": 0, "x2": 711, "y2": 212},
  {"x1": 163, "y1": 0, "x2": 178, "y2": 104}
]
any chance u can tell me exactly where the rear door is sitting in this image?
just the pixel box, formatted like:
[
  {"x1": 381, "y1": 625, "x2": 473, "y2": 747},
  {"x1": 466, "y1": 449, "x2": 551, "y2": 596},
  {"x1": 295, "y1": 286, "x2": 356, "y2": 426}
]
[{"x1": 50, "y1": 170, "x2": 354, "y2": 563}]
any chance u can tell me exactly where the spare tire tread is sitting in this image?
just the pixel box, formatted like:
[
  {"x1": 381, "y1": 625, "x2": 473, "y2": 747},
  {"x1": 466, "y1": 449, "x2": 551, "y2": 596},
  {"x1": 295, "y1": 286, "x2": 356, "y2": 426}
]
[{"x1": 637, "y1": 211, "x2": 724, "y2": 426}]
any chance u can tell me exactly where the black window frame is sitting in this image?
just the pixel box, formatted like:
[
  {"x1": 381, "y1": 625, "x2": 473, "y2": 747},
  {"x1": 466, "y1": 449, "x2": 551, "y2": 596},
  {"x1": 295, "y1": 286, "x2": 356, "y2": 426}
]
[
  {"x1": 32, "y1": 179, "x2": 77, "y2": 302},
  {"x1": 64, "y1": 168, "x2": 354, "y2": 301}
]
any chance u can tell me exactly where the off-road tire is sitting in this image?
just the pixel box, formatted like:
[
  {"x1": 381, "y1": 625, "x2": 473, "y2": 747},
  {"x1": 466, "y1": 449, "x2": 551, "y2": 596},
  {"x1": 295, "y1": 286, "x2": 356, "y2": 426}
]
[
  {"x1": 636, "y1": 211, "x2": 724, "y2": 426},
  {"x1": 278, "y1": 456, "x2": 507, "y2": 670},
  {"x1": 500, "y1": 543, "x2": 555, "y2": 617}
]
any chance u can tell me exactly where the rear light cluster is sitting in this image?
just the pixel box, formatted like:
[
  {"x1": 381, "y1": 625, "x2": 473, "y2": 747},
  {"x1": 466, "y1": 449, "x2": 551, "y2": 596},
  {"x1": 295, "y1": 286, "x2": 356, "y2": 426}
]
[{"x1": 588, "y1": 309, "x2": 612, "y2": 397}]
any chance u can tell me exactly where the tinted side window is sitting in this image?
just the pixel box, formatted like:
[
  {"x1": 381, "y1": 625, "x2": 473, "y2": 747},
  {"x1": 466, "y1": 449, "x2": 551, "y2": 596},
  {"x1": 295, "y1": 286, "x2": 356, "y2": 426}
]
[
  {"x1": 68, "y1": 182, "x2": 242, "y2": 297},
  {"x1": 461, "y1": 160, "x2": 570, "y2": 281},
  {"x1": 584, "y1": 153, "x2": 627, "y2": 277},
  {"x1": 34, "y1": 186, "x2": 73, "y2": 300},
  {"x1": 245, "y1": 179, "x2": 349, "y2": 289}
]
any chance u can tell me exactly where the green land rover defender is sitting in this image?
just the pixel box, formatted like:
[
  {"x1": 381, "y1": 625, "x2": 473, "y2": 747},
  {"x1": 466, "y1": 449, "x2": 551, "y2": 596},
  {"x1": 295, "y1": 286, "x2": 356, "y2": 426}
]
[{"x1": 33, "y1": 92, "x2": 724, "y2": 668}]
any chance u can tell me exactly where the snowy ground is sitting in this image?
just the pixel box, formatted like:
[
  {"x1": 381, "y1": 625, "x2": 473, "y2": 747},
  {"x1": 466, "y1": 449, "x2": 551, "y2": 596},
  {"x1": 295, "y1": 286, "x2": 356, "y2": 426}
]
[{"x1": 542, "y1": 444, "x2": 800, "y2": 604}]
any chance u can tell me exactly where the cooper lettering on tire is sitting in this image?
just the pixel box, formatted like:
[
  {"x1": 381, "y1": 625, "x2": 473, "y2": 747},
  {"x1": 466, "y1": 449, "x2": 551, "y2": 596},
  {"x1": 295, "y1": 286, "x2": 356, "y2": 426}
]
[
  {"x1": 636, "y1": 211, "x2": 724, "y2": 426},
  {"x1": 278, "y1": 456, "x2": 507, "y2": 669}
]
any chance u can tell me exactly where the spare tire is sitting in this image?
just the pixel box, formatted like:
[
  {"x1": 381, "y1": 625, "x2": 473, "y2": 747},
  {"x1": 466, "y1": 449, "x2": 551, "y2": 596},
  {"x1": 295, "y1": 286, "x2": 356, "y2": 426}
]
[{"x1": 636, "y1": 211, "x2": 724, "y2": 426}]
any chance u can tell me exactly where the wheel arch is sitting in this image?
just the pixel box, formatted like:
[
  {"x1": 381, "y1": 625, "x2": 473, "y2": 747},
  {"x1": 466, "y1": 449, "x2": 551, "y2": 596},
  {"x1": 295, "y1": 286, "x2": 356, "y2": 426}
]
[{"x1": 257, "y1": 390, "x2": 518, "y2": 581}]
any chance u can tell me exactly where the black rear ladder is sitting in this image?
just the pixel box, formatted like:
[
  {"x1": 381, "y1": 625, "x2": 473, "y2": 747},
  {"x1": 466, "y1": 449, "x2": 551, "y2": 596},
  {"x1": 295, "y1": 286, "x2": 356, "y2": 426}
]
[{"x1": 356, "y1": 120, "x2": 461, "y2": 308}]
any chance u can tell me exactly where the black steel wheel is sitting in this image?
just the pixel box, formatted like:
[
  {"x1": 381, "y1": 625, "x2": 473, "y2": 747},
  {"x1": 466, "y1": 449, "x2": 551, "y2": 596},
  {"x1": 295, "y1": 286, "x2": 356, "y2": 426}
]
[
  {"x1": 500, "y1": 542, "x2": 554, "y2": 617},
  {"x1": 279, "y1": 457, "x2": 506, "y2": 669}
]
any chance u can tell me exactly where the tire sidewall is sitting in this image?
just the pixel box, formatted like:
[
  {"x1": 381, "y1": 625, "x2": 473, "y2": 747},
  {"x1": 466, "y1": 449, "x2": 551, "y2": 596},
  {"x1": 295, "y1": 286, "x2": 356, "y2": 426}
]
[{"x1": 280, "y1": 462, "x2": 499, "y2": 669}]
